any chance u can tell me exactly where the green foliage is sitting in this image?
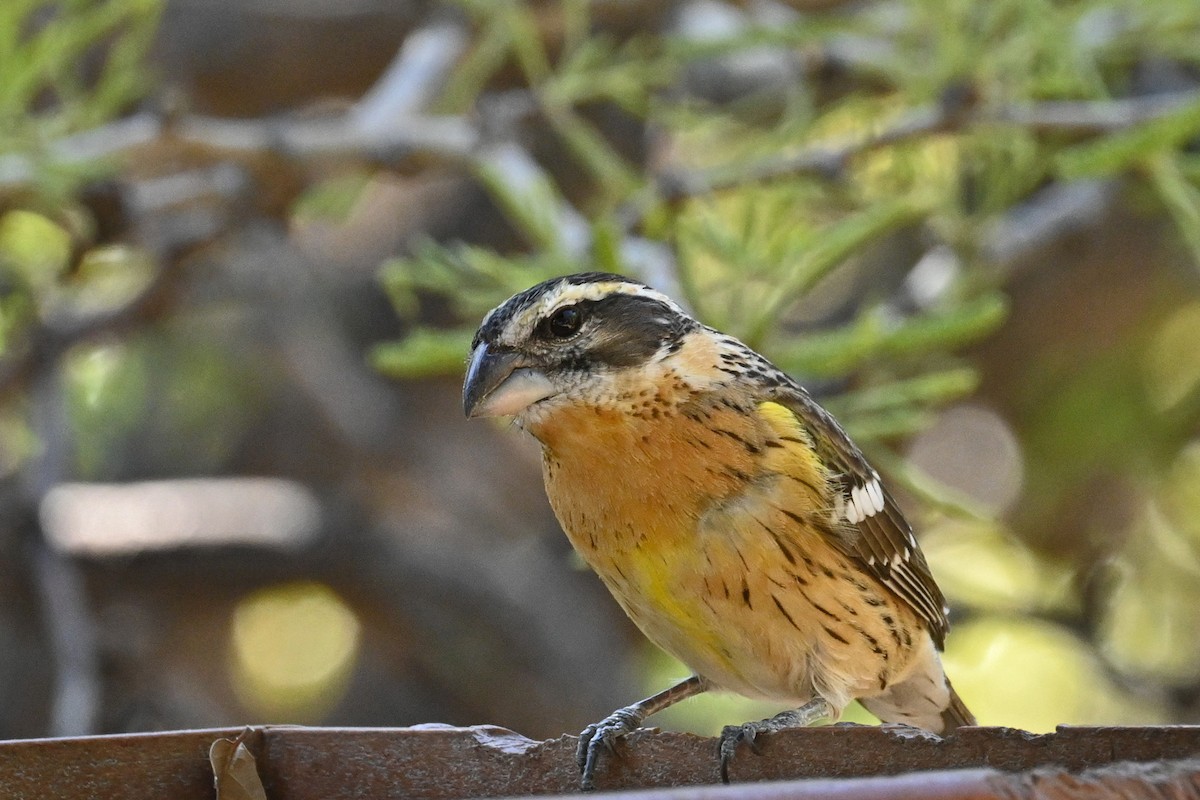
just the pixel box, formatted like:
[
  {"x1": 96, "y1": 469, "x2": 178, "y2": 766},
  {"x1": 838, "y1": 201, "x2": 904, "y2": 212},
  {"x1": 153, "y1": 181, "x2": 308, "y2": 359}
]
[
  {"x1": 379, "y1": 0, "x2": 1200, "y2": 472},
  {"x1": 0, "y1": 0, "x2": 163, "y2": 194},
  {"x1": 0, "y1": 208, "x2": 158, "y2": 363},
  {"x1": 0, "y1": 208, "x2": 72, "y2": 290},
  {"x1": 1056, "y1": 95, "x2": 1200, "y2": 179},
  {"x1": 375, "y1": 240, "x2": 588, "y2": 375},
  {"x1": 0, "y1": 1, "x2": 164, "y2": 481},
  {"x1": 66, "y1": 331, "x2": 269, "y2": 479},
  {"x1": 771, "y1": 294, "x2": 1009, "y2": 378},
  {"x1": 0, "y1": 0, "x2": 164, "y2": 372},
  {"x1": 682, "y1": 194, "x2": 936, "y2": 347}
]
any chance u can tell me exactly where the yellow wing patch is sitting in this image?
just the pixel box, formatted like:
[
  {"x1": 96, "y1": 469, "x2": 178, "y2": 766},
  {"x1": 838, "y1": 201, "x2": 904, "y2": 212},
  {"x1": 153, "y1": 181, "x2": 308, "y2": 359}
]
[
  {"x1": 757, "y1": 400, "x2": 804, "y2": 432},
  {"x1": 757, "y1": 401, "x2": 829, "y2": 506}
]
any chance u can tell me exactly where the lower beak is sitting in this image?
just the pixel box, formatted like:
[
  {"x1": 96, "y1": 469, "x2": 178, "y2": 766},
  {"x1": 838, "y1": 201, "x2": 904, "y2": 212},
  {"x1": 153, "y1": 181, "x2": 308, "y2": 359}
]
[{"x1": 463, "y1": 343, "x2": 558, "y2": 418}]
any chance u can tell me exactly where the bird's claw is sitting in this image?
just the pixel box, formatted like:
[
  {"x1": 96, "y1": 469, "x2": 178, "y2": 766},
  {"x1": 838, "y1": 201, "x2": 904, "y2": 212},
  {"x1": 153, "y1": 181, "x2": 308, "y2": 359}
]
[
  {"x1": 718, "y1": 720, "x2": 766, "y2": 783},
  {"x1": 576, "y1": 707, "x2": 644, "y2": 791},
  {"x1": 717, "y1": 700, "x2": 831, "y2": 783}
]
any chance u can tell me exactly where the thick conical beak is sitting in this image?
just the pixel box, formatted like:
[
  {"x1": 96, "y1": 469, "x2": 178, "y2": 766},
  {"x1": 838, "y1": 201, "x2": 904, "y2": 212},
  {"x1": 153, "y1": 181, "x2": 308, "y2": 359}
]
[{"x1": 463, "y1": 343, "x2": 557, "y2": 418}]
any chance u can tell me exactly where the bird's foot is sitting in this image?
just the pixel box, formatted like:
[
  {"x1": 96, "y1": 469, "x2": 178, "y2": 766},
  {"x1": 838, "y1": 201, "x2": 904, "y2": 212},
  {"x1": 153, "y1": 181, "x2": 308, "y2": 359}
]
[
  {"x1": 576, "y1": 706, "x2": 646, "y2": 791},
  {"x1": 717, "y1": 698, "x2": 832, "y2": 783}
]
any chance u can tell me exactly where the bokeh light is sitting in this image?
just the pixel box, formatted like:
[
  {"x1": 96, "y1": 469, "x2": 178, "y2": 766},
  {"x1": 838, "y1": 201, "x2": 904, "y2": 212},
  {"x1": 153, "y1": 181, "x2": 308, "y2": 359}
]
[
  {"x1": 1098, "y1": 502, "x2": 1200, "y2": 686},
  {"x1": 907, "y1": 404, "x2": 1024, "y2": 517},
  {"x1": 230, "y1": 581, "x2": 362, "y2": 722},
  {"x1": 943, "y1": 616, "x2": 1162, "y2": 731},
  {"x1": 1143, "y1": 302, "x2": 1200, "y2": 413},
  {"x1": 922, "y1": 518, "x2": 1074, "y2": 615}
]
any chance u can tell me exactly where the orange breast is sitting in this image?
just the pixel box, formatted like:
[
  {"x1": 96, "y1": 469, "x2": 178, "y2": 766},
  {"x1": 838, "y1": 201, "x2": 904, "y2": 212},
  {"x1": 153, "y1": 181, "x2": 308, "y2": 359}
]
[
  {"x1": 517, "y1": 339, "x2": 929, "y2": 705},
  {"x1": 527, "y1": 388, "x2": 798, "y2": 677}
]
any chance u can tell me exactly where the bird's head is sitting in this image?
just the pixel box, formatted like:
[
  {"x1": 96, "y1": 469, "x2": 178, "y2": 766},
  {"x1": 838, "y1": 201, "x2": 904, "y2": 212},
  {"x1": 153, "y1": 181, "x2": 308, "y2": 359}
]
[{"x1": 463, "y1": 272, "x2": 697, "y2": 420}]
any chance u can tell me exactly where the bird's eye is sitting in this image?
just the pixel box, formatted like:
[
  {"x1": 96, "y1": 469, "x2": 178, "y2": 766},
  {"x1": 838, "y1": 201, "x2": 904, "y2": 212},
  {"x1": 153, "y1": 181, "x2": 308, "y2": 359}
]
[{"x1": 545, "y1": 306, "x2": 583, "y2": 339}]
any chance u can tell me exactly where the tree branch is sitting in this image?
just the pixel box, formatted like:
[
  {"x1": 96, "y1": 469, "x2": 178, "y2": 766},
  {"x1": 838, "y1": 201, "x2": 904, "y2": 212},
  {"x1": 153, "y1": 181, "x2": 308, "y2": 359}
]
[{"x1": 656, "y1": 90, "x2": 1200, "y2": 200}]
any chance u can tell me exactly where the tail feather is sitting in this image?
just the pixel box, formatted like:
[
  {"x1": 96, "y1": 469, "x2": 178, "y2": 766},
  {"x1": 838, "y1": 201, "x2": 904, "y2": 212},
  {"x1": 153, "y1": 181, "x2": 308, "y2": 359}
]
[
  {"x1": 856, "y1": 635, "x2": 976, "y2": 734},
  {"x1": 939, "y1": 679, "x2": 976, "y2": 731}
]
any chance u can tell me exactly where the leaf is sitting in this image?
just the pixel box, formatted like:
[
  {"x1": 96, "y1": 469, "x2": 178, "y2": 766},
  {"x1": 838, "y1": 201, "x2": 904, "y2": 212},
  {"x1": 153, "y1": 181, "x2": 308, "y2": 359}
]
[
  {"x1": 826, "y1": 367, "x2": 980, "y2": 418},
  {"x1": 435, "y1": 12, "x2": 512, "y2": 113},
  {"x1": 1055, "y1": 94, "x2": 1200, "y2": 179},
  {"x1": 378, "y1": 240, "x2": 576, "y2": 321},
  {"x1": 210, "y1": 729, "x2": 267, "y2": 800},
  {"x1": 371, "y1": 328, "x2": 476, "y2": 379},
  {"x1": 772, "y1": 293, "x2": 1009, "y2": 378},
  {"x1": 541, "y1": 104, "x2": 640, "y2": 205},
  {"x1": 745, "y1": 196, "x2": 931, "y2": 346},
  {"x1": 1145, "y1": 152, "x2": 1200, "y2": 270}
]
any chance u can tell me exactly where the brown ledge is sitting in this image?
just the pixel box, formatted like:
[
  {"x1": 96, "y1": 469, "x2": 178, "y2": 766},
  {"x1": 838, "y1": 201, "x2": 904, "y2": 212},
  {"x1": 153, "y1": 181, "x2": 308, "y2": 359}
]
[{"x1": 1, "y1": 724, "x2": 1198, "y2": 799}]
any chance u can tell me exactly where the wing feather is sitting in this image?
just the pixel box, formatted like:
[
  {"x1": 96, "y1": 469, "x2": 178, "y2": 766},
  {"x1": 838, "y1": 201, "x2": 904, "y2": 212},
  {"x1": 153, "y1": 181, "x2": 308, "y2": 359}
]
[{"x1": 766, "y1": 382, "x2": 950, "y2": 647}]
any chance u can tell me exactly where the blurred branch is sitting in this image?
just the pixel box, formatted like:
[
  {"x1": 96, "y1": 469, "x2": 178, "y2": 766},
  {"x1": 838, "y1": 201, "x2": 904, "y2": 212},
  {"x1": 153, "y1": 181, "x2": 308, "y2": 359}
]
[
  {"x1": 25, "y1": 364, "x2": 98, "y2": 737},
  {"x1": 31, "y1": 539, "x2": 99, "y2": 737},
  {"x1": 979, "y1": 179, "x2": 1122, "y2": 277},
  {"x1": 656, "y1": 90, "x2": 1200, "y2": 200},
  {"x1": 172, "y1": 112, "x2": 478, "y2": 162},
  {"x1": 0, "y1": 112, "x2": 479, "y2": 191},
  {"x1": 40, "y1": 478, "x2": 321, "y2": 556},
  {"x1": 999, "y1": 91, "x2": 1200, "y2": 135},
  {"x1": 658, "y1": 103, "x2": 962, "y2": 198},
  {"x1": 351, "y1": 19, "x2": 469, "y2": 134},
  {"x1": 0, "y1": 19, "x2": 478, "y2": 193}
]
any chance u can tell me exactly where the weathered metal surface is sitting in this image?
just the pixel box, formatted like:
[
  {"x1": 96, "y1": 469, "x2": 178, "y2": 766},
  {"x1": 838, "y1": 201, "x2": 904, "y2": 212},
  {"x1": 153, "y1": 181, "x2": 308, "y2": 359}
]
[
  {"x1": 0, "y1": 724, "x2": 1197, "y2": 799},
  {"x1": 0, "y1": 726, "x2": 246, "y2": 800},
  {"x1": 499, "y1": 760, "x2": 1200, "y2": 800}
]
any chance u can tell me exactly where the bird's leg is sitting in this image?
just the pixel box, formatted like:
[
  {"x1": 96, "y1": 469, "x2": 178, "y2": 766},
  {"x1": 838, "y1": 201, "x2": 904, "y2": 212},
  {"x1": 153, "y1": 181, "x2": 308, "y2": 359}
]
[
  {"x1": 577, "y1": 675, "x2": 709, "y2": 791},
  {"x1": 718, "y1": 697, "x2": 833, "y2": 783}
]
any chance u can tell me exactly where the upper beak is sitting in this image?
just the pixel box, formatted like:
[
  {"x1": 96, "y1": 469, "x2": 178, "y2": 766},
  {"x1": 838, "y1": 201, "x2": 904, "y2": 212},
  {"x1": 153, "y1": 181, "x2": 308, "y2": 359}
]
[{"x1": 463, "y1": 343, "x2": 558, "y2": 418}]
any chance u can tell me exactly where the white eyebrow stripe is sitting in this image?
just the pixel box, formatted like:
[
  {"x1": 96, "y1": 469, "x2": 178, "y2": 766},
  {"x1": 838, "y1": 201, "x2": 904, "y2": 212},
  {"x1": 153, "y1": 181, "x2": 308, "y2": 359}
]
[
  {"x1": 538, "y1": 281, "x2": 683, "y2": 317},
  {"x1": 503, "y1": 280, "x2": 684, "y2": 345}
]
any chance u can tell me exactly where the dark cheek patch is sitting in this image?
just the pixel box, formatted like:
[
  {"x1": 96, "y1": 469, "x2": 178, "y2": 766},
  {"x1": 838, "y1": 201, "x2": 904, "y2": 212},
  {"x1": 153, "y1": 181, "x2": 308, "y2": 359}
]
[
  {"x1": 587, "y1": 318, "x2": 671, "y2": 367},
  {"x1": 581, "y1": 294, "x2": 692, "y2": 368}
]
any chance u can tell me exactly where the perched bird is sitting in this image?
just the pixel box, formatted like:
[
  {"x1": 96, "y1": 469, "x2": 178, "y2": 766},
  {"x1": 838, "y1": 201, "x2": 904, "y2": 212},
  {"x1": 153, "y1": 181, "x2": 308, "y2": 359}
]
[{"x1": 463, "y1": 272, "x2": 975, "y2": 790}]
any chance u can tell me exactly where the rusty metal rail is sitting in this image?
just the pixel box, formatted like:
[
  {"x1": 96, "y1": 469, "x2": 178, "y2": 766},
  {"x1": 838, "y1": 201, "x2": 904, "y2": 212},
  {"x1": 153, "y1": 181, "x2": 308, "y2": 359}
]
[{"x1": 1, "y1": 724, "x2": 1197, "y2": 799}]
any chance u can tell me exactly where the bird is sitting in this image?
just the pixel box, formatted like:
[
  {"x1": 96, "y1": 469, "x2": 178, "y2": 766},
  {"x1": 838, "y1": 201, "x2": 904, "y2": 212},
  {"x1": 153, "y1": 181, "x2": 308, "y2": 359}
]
[{"x1": 462, "y1": 272, "x2": 975, "y2": 790}]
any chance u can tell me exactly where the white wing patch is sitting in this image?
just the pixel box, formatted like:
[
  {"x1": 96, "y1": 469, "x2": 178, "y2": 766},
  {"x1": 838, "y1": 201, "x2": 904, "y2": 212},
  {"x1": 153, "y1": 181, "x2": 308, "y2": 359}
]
[
  {"x1": 837, "y1": 473, "x2": 923, "y2": 572},
  {"x1": 843, "y1": 477, "x2": 885, "y2": 524}
]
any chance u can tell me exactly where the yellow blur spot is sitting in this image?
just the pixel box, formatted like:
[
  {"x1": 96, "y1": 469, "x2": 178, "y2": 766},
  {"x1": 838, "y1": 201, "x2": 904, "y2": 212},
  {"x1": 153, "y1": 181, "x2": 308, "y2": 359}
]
[
  {"x1": 922, "y1": 519, "x2": 1074, "y2": 615},
  {"x1": 1144, "y1": 302, "x2": 1200, "y2": 412},
  {"x1": 943, "y1": 616, "x2": 1162, "y2": 732},
  {"x1": 231, "y1": 581, "x2": 361, "y2": 721},
  {"x1": 0, "y1": 210, "x2": 71, "y2": 288},
  {"x1": 1163, "y1": 441, "x2": 1200, "y2": 547},
  {"x1": 67, "y1": 344, "x2": 127, "y2": 411},
  {"x1": 1098, "y1": 498, "x2": 1200, "y2": 685}
]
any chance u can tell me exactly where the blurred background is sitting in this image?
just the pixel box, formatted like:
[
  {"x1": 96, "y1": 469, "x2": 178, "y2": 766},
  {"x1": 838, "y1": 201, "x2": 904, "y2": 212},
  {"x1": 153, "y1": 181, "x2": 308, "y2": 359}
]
[{"x1": 1, "y1": 0, "x2": 1199, "y2": 743}]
